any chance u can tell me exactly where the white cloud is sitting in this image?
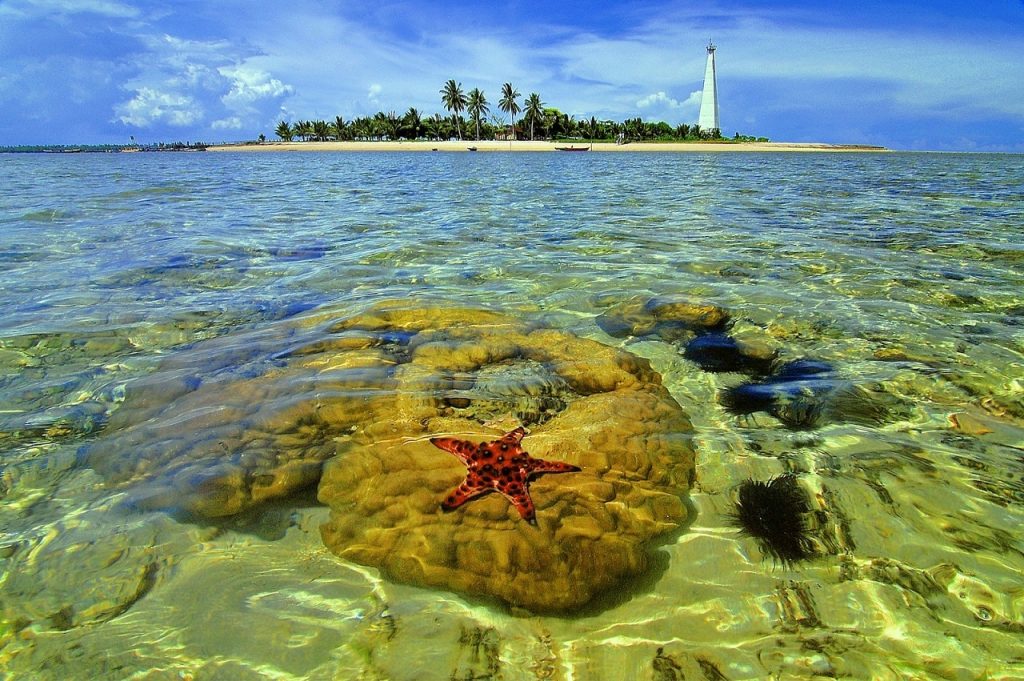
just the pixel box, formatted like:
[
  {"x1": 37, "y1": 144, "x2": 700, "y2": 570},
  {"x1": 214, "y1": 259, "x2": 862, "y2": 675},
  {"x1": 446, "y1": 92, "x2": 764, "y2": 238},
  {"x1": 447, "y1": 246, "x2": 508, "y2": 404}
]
[
  {"x1": 3, "y1": 0, "x2": 1021, "y2": 148},
  {"x1": 219, "y1": 66, "x2": 292, "y2": 107},
  {"x1": 212, "y1": 116, "x2": 242, "y2": 130},
  {"x1": 0, "y1": 0, "x2": 139, "y2": 19},
  {"x1": 115, "y1": 87, "x2": 201, "y2": 127},
  {"x1": 110, "y1": 33, "x2": 295, "y2": 133},
  {"x1": 634, "y1": 90, "x2": 702, "y2": 122},
  {"x1": 637, "y1": 92, "x2": 683, "y2": 109}
]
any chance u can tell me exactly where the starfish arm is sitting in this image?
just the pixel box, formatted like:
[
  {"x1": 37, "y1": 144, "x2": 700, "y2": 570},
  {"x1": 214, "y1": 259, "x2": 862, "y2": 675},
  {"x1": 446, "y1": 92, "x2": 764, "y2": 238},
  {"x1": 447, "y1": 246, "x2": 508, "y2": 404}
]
[
  {"x1": 527, "y1": 458, "x2": 581, "y2": 476},
  {"x1": 498, "y1": 486, "x2": 537, "y2": 525},
  {"x1": 430, "y1": 436, "x2": 478, "y2": 464},
  {"x1": 440, "y1": 478, "x2": 494, "y2": 512},
  {"x1": 504, "y1": 427, "x2": 527, "y2": 444}
]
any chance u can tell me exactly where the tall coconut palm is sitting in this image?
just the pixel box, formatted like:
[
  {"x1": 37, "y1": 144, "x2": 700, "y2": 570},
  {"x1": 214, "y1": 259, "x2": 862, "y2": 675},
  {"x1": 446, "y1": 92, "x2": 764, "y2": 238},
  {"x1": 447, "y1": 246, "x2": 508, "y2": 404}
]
[
  {"x1": 524, "y1": 93, "x2": 543, "y2": 141},
  {"x1": 312, "y1": 119, "x2": 331, "y2": 141},
  {"x1": 372, "y1": 112, "x2": 389, "y2": 140},
  {"x1": 386, "y1": 111, "x2": 401, "y2": 140},
  {"x1": 404, "y1": 107, "x2": 423, "y2": 139},
  {"x1": 294, "y1": 120, "x2": 313, "y2": 141},
  {"x1": 431, "y1": 113, "x2": 446, "y2": 141},
  {"x1": 350, "y1": 116, "x2": 369, "y2": 141},
  {"x1": 466, "y1": 88, "x2": 489, "y2": 140},
  {"x1": 499, "y1": 82, "x2": 521, "y2": 141},
  {"x1": 332, "y1": 115, "x2": 348, "y2": 141},
  {"x1": 275, "y1": 120, "x2": 293, "y2": 141},
  {"x1": 440, "y1": 79, "x2": 467, "y2": 140}
]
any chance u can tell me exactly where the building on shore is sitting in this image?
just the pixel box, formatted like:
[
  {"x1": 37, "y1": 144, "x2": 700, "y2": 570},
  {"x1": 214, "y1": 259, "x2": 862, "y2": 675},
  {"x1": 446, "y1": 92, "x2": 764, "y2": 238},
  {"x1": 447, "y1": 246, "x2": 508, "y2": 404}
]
[{"x1": 698, "y1": 41, "x2": 720, "y2": 132}]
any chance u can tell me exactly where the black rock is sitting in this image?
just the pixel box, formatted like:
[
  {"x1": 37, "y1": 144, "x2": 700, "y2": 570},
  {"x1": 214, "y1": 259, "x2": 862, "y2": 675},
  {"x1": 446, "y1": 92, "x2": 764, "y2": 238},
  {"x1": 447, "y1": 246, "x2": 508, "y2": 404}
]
[
  {"x1": 719, "y1": 358, "x2": 899, "y2": 430},
  {"x1": 682, "y1": 333, "x2": 776, "y2": 374},
  {"x1": 772, "y1": 358, "x2": 833, "y2": 378}
]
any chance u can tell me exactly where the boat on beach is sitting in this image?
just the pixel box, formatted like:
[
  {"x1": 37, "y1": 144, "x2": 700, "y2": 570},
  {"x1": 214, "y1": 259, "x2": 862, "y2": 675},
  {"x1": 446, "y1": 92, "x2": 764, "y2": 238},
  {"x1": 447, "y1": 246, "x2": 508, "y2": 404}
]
[{"x1": 555, "y1": 145, "x2": 591, "y2": 151}]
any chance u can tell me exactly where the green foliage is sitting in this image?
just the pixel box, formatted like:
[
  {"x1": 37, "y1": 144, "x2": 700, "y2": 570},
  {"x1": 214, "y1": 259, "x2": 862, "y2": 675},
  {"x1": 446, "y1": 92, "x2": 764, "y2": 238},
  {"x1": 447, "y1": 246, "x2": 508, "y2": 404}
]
[
  {"x1": 524, "y1": 93, "x2": 544, "y2": 141},
  {"x1": 499, "y1": 83, "x2": 521, "y2": 132},
  {"x1": 269, "y1": 80, "x2": 767, "y2": 145},
  {"x1": 440, "y1": 79, "x2": 468, "y2": 140},
  {"x1": 466, "y1": 88, "x2": 489, "y2": 141},
  {"x1": 275, "y1": 120, "x2": 293, "y2": 141}
]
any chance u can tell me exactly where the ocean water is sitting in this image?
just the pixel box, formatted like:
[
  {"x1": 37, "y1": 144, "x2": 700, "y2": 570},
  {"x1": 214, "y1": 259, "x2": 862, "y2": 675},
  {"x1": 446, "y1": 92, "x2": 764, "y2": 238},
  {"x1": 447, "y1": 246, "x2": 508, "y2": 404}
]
[{"x1": 1, "y1": 150, "x2": 1023, "y2": 679}]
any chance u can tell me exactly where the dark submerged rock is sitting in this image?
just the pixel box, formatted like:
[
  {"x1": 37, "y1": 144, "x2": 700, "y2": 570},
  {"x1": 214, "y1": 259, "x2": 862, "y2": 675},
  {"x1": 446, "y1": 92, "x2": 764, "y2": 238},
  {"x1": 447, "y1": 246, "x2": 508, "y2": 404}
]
[
  {"x1": 719, "y1": 359, "x2": 899, "y2": 429},
  {"x1": 773, "y1": 358, "x2": 833, "y2": 378},
  {"x1": 719, "y1": 360, "x2": 838, "y2": 428},
  {"x1": 682, "y1": 333, "x2": 776, "y2": 375}
]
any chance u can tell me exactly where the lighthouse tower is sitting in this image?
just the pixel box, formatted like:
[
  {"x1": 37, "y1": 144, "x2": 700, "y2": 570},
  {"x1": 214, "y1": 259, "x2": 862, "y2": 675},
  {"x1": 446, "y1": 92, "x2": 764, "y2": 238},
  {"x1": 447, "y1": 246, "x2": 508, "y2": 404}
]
[{"x1": 698, "y1": 41, "x2": 720, "y2": 132}]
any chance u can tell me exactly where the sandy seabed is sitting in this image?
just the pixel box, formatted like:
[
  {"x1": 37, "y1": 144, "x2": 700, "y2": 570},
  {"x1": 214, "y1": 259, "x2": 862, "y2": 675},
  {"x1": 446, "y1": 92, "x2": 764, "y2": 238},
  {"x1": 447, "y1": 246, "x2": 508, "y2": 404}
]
[{"x1": 208, "y1": 140, "x2": 888, "y2": 153}]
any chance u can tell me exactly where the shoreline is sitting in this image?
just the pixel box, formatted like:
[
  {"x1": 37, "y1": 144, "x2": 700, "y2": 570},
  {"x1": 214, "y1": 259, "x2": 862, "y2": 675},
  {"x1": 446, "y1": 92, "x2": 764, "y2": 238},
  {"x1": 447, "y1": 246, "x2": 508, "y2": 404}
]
[{"x1": 207, "y1": 140, "x2": 889, "y2": 153}]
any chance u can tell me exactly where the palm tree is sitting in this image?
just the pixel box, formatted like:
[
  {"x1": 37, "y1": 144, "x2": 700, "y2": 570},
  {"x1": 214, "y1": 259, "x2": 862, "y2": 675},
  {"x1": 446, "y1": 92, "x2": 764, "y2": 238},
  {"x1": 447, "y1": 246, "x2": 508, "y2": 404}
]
[
  {"x1": 499, "y1": 82, "x2": 521, "y2": 141},
  {"x1": 350, "y1": 116, "x2": 369, "y2": 141},
  {"x1": 524, "y1": 93, "x2": 543, "y2": 141},
  {"x1": 312, "y1": 119, "x2": 331, "y2": 141},
  {"x1": 332, "y1": 115, "x2": 348, "y2": 141},
  {"x1": 294, "y1": 120, "x2": 313, "y2": 141},
  {"x1": 404, "y1": 107, "x2": 423, "y2": 139},
  {"x1": 275, "y1": 120, "x2": 293, "y2": 141},
  {"x1": 372, "y1": 112, "x2": 388, "y2": 140},
  {"x1": 431, "y1": 113, "x2": 446, "y2": 141},
  {"x1": 466, "y1": 88, "x2": 489, "y2": 140},
  {"x1": 440, "y1": 79, "x2": 467, "y2": 140},
  {"x1": 386, "y1": 111, "x2": 402, "y2": 140}
]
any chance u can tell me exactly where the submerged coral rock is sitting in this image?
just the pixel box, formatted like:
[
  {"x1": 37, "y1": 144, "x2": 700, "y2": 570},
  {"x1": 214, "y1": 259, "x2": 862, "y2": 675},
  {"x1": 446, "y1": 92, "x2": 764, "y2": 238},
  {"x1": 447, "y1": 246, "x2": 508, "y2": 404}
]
[
  {"x1": 595, "y1": 296, "x2": 730, "y2": 341},
  {"x1": 81, "y1": 301, "x2": 695, "y2": 613},
  {"x1": 80, "y1": 312, "x2": 403, "y2": 517},
  {"x1": 318, "y1": 304, "x2": 696, "y2": 613}
]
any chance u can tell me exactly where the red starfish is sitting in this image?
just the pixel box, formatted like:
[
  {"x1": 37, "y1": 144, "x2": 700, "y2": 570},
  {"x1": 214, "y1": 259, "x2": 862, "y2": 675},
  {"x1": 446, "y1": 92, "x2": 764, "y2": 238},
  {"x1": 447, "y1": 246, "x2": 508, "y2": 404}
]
[{"x1": 430, "y1": 427, "x2": 580, "y2": 525}]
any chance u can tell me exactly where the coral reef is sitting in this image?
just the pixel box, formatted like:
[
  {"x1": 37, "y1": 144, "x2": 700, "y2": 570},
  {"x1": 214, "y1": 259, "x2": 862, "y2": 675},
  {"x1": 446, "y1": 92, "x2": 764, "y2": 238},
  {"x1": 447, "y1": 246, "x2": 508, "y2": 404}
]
[
  {"x1": 318, "y1": 304, "x2": 696, "y2": 613},
  {"x1": 81, "y1": 302, "x2": 697, "y2": 613}
]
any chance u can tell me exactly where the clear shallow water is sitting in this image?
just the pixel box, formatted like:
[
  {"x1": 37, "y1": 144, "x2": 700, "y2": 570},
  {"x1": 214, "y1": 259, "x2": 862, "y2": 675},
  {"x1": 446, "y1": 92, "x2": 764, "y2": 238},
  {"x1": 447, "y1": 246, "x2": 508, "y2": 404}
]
[{"x1": 1, "y1": 151, "x2": 1023, "y2": 679}]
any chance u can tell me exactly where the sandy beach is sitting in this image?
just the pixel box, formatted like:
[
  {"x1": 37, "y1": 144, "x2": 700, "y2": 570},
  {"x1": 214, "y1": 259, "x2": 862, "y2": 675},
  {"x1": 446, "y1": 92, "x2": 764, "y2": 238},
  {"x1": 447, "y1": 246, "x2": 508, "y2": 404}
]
[{"x1": 209, "y1": 140, "x2": 888, "y2": 153}]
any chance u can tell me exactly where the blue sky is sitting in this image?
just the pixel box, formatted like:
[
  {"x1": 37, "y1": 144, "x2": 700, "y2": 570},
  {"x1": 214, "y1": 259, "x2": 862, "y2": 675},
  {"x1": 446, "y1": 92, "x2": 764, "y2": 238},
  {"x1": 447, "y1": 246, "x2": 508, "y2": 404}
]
[{"x1": 1, "y1": 0, "x2": 1022, "y2": 150}]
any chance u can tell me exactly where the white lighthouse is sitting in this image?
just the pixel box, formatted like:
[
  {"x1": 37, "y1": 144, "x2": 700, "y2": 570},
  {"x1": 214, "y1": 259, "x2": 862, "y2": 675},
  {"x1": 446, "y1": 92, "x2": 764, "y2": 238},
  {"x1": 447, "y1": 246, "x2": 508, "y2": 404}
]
[{"x1": 698, "y1": 41, "x2": 720, "y2": 132}]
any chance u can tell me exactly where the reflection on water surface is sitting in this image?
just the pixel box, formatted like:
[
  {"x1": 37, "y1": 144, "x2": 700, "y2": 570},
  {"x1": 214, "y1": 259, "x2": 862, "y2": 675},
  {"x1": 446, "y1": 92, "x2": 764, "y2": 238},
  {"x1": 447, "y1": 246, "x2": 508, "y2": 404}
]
[{"x1": 1, "y1": 151, "x2": 1023, "y2": 679}]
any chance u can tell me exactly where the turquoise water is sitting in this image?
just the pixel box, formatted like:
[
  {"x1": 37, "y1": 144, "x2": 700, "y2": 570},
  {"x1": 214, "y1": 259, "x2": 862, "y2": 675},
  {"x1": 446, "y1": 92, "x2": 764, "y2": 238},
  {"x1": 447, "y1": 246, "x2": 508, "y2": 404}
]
[{"x1": 1, "y1": 150, "x2": 1023, "y2": 679}]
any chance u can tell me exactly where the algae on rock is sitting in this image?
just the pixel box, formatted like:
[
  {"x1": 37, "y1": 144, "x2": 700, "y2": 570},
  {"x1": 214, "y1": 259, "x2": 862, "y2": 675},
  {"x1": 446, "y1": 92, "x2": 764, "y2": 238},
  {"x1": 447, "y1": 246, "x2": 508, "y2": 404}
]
[
  {"x1": 82, "y1": 301, "x2": 697, "y2": 613},
  {"x1": 318, "y1": 304, "x2": 696, "y2": 613}
]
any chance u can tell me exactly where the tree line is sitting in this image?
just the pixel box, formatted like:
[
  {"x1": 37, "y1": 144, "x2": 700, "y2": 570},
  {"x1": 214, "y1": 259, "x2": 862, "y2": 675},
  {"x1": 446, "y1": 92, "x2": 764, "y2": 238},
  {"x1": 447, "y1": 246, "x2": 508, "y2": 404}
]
[{"x1": 273, "y1": 81, "x2": 762, "y2": 144}]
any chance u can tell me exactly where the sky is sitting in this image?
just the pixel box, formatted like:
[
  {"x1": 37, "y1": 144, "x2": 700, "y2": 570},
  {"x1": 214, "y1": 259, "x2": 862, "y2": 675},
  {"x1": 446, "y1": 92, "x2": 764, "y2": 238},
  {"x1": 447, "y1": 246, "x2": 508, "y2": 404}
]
[{"x1": 1, "y1": 0, "x2": 1022, "y2": 151}]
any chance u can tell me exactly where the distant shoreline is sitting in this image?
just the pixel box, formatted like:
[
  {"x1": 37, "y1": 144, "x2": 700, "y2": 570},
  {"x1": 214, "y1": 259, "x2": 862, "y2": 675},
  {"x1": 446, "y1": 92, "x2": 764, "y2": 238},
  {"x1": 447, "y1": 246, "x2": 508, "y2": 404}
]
[{"x1": 207, "y1": 140, "x2": 889, "y2": 153}]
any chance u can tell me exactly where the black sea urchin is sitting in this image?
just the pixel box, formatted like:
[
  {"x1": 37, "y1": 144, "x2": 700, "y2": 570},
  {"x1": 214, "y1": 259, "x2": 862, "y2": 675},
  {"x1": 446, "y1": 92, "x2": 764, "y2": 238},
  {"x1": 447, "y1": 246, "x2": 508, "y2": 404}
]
[{"x1": 733, "y1": 474, "x2": 816, "y2": 565}]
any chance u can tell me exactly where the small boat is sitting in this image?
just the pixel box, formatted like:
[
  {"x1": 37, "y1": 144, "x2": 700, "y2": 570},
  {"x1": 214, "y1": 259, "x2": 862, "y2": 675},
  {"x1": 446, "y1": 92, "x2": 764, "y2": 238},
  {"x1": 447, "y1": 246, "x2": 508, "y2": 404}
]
[
  {"x1": 467, "y1": 146, "x2": 478, "y2": 151},
  {"x1": 555, "y1": 145, "x2": 590, "y2": 152}
]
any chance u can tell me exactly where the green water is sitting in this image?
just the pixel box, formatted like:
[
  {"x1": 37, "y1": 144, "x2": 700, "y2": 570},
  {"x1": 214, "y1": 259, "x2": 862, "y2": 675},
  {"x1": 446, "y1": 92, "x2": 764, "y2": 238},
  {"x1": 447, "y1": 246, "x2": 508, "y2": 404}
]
[{"x1": 1, "y1": 151, "x2": 1023, "y2": 679}]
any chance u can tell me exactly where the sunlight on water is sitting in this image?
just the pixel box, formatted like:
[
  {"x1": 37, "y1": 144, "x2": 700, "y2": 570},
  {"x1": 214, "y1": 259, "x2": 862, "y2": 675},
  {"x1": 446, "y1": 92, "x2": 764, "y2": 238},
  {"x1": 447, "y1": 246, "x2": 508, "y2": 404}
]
[{"x1": 1, "y1": 150, "x2": 1023, "y2": 679}]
